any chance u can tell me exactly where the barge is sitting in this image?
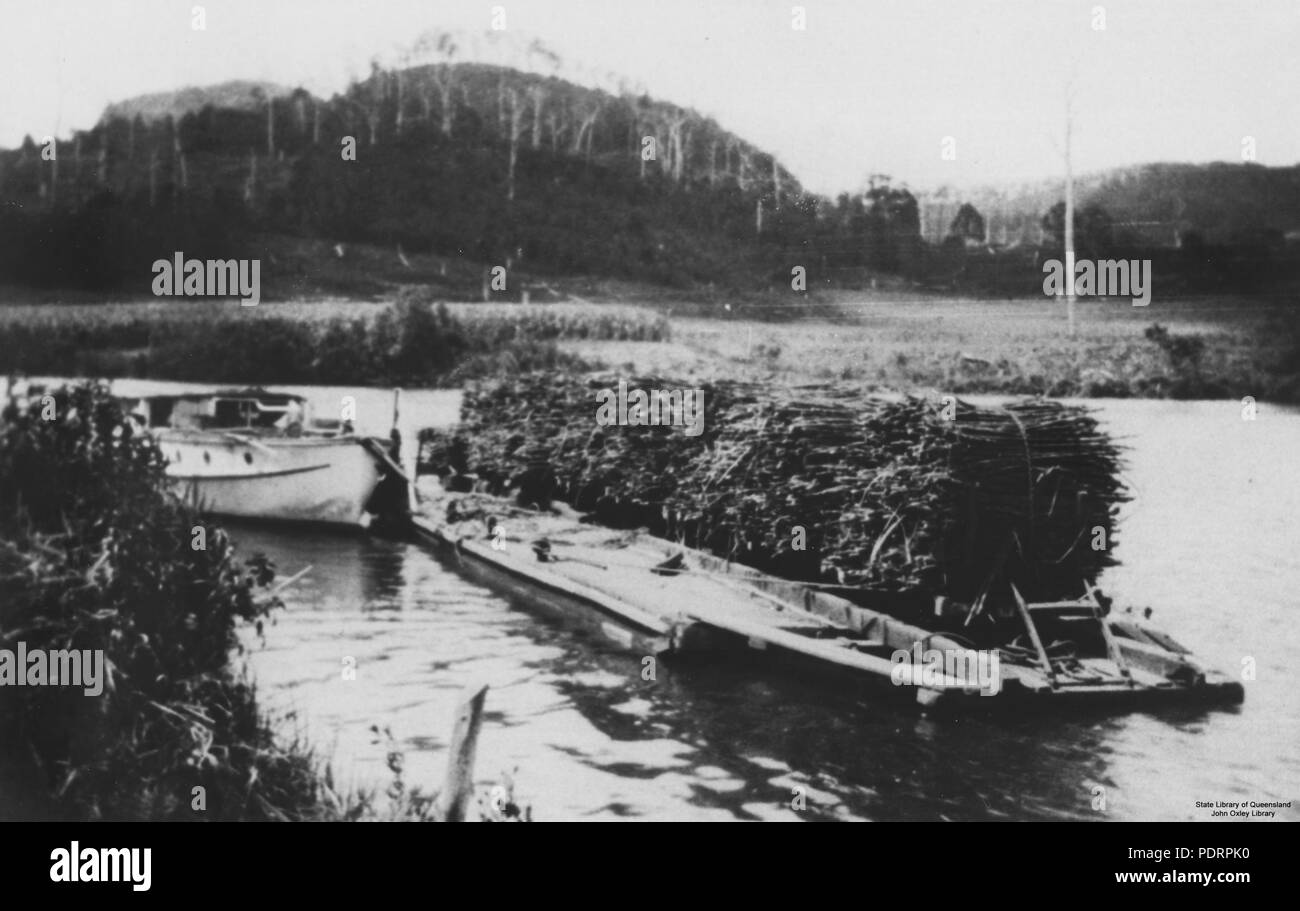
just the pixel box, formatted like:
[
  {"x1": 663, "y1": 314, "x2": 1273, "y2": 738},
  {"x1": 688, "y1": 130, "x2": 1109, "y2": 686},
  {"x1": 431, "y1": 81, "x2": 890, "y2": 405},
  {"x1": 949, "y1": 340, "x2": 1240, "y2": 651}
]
[{"x1": 413, "y1": 486, "x2": 1245, "y2": 713}]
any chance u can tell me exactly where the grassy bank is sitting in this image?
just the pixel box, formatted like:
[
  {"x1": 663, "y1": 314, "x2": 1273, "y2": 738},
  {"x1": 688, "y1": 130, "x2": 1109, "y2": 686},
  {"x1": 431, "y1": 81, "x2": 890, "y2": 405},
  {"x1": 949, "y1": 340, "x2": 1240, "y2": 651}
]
[
  {"x1": 0, "y1": 295, "x2": 667, "y2": 387},
  {"x1": 1, "y1": 288, "x2": 1293, "y2": 402},
  {"x1": 562, "y1": 292, "x2": 1300, "y2": 403},
  {"x1": 0, "y1": 383, "x2": 336, "y2": 819},
  {"x1": 0, "y1": 383, "x2": 522, "y2": 821}
]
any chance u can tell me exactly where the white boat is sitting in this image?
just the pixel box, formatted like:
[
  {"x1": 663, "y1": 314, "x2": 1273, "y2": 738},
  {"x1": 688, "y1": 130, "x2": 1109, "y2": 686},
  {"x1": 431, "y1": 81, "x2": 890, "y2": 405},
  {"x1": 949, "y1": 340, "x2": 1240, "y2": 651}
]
[{"x1": 124, "y1": 388, "x2": 410, "y2": 528}]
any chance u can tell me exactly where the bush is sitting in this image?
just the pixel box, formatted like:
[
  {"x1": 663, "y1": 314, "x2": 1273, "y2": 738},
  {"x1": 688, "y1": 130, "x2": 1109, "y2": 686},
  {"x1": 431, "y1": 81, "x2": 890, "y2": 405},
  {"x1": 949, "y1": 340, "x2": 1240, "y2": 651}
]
[{"x1": 0, "y1": 383, "x2": 334, "y2": 819}]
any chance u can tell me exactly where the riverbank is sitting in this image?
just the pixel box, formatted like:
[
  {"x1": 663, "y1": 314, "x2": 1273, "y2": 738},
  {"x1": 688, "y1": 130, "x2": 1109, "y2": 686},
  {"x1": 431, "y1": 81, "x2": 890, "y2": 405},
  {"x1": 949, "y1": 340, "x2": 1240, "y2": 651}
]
[
  {"x1": 1, "y1": 289, "x2": 1293, "y2": 402},
  {"x1": 0, "y1": 294, "x2": 668, "y2": 388},
  {"x1": 561, "y1": 291, "x2": 1300, "y2": 402},
  {"x1": 0, "y1": 382, "x2": 515, "y2": 821}
]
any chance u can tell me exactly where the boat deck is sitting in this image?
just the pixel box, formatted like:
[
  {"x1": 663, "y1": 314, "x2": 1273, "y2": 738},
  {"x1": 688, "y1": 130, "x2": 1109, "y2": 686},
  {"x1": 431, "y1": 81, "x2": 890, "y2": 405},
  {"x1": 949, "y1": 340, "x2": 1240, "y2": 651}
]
[{"x1": 411, "y1": 486, "x2": 1245, "y2": 713}]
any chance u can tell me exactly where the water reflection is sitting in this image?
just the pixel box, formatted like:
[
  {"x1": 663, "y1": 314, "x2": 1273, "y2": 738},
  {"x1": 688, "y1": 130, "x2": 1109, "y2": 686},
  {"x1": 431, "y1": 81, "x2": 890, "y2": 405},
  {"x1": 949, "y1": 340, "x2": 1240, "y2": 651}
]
[{"x1": 232, "y1": 398, "x2": 1300, "y2": 821}]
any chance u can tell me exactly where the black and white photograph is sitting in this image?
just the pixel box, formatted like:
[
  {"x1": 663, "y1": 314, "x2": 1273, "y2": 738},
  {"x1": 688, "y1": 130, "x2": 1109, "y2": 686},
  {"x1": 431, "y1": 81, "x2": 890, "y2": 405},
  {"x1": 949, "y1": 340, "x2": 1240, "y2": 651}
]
[{"x1": 0, "y1": 0, "x2": 1294, "y2": 859}]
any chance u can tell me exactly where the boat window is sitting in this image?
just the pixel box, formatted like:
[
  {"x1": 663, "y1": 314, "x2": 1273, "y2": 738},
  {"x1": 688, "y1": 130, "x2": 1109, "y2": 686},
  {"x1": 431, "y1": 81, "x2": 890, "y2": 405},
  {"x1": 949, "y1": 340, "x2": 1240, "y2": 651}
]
[
  {"x1": 174, "y1": 450, "x2": 182, "y2": 463},
  {"x1": 215, "y1": 399, "x2": 255, "y2": 428},
  {"x1": 244, "y1": 452, "x2": 253, "y2": 465},
  {"x1": 150, "y1": 398, "x2": 175, "y2": 428},
  {"x1": 204, "y1": 451, "x2": 211, "y2": 465}
]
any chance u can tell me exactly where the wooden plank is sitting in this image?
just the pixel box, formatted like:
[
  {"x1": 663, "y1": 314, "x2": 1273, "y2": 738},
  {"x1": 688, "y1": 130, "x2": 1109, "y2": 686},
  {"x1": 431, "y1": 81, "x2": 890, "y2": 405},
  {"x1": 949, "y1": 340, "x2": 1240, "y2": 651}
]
[
  {"x1": 412, "y1": 518, "x2": 676, "y2": 636},
  {"x1": 1088, "y1": 589, "x2": 1135, "y2": 687},
  {"x1": 683, "y1": 601, "x2": 899, "y2": 679},
  {"x1": 1011, "y1": 584, "x2": 1057, "y2": 688},
  {"x1": 438, "y1": 683, "x2": 489, "y2": 822}
]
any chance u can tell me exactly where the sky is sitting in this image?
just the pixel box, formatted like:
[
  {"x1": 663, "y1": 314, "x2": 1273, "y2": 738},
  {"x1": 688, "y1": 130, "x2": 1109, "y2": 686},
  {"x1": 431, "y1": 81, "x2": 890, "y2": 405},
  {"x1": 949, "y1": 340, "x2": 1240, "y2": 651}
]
[{"x1": 1, "y1": 0, "x2": 1297, "y2": 196}]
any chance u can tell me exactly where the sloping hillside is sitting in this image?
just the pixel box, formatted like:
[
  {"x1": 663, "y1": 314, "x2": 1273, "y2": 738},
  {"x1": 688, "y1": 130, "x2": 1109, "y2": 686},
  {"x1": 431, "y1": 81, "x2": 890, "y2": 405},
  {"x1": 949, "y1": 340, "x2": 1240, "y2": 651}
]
[
  {"x1": 100, "y1": 81, "x2": 294, "y2": 126},
  {"x1": 0, "y1": 57, "x2": 826, "y2": 295},
  {"x1": 933, "y1": 162, "x2": 1300, "y2": 246}
]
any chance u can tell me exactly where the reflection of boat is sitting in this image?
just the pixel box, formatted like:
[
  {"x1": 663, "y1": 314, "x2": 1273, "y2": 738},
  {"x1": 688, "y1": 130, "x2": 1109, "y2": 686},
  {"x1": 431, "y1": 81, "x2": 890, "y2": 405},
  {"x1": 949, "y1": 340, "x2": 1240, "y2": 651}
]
[
  {"x1": 123, "y1": 388, "x2": 409, "y2": 529},
  {"x1": 414, "y1": 488, "x2": 1244, "y2": 713}
]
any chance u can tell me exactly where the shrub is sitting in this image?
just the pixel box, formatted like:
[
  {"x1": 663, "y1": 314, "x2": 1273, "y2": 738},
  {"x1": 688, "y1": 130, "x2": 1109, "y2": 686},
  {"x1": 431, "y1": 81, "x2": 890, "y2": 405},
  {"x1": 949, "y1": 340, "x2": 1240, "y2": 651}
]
[{"x1": 0, "y1": 383, "x2": 332, "y2": 819}]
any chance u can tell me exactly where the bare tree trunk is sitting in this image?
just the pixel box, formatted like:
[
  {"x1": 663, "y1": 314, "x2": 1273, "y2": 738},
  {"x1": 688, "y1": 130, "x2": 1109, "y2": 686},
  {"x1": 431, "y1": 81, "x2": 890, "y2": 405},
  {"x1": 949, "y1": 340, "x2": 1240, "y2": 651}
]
[
  {"x1": 665, "y1": 117, "x2": 687, "y2": 184},
  {"x1": 506, "y1": 88, "x2": 525, "y2": 202},
  {"x1": 173, "y1": 128, "x2": 187, "y2": 196},
  {"x1": 735, "y1": 146, "x2": 753, "y2": 191},
  {"x1": 547, "y1": 110, "x2": 562, "y2": 153},
  {"x1": 497, "y1": 75, "x2": 506, "y2": 132},
  {"x1": 244, "y1": 149, "x2": 257, "y2": 205},
  {"x1": 529, "y1": 86, "x2": 545, "y2": 149},
  {"x1": 148, "y1": 147, "x2": 158, "y2": 207},
  {"x1": 573, "y1": 107, "x2": 599, "y2": 156},
  {"x1": 435, "y1": 67, "x2": 456, "y2": 136},
  {"x1": 679, "y1": 124, "x2": 691, "y2": 184},
  {"x1": 394, "y1": 70, "x2": 405, "y2": 137},
  {"x1": 312, "y1": 100, "x2": 321, "y2": 145},
  {"x1": 266, "y1": 96, "x2": 275, "y2": 159}
]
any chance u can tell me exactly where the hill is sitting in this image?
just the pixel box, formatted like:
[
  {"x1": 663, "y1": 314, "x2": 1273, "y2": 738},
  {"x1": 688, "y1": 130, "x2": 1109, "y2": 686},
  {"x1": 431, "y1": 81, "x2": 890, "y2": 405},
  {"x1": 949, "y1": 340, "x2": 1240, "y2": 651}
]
[
  {"x1": 99, "y1": 80, "x2": 294, "y2": 126},
  {"x1": 0, "y1": 38, "x2": 1295, "y2": 300},
  {"x1": 925, "y1": 162, "x2": 1300, "y2": 247},
  {"x1": 0, "y1": 56, "x2": 834, "y2": 297}
]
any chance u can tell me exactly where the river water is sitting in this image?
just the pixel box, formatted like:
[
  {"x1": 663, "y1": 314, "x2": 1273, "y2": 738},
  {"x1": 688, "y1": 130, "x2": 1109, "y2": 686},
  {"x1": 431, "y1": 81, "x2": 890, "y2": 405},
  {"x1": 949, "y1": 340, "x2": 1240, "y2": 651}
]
[{"x1": 218, "y1": 387, "x2": 1298, "y2": 821}]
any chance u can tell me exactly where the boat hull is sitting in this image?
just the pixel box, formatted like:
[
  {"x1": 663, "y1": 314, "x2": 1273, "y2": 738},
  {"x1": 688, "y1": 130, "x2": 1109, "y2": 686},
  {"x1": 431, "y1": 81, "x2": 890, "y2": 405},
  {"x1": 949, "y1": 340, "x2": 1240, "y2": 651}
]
[
  {"x1": 413, "y1": 489, "x2": 1245, "y2": 714},
  {"x1": 156, "y1": 431, "x2": 385, "y2": 527}
]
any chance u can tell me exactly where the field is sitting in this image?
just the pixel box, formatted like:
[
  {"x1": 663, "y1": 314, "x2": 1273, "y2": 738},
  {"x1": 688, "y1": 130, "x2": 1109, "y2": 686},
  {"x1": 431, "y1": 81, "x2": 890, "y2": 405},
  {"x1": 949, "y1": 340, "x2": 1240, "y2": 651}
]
[
  {"x1": 0, "y1": 288, "x2": 1295, "y2": 401},
  {"x1": 560, "y1": 290, "x2": 1300, "y2": 402}
]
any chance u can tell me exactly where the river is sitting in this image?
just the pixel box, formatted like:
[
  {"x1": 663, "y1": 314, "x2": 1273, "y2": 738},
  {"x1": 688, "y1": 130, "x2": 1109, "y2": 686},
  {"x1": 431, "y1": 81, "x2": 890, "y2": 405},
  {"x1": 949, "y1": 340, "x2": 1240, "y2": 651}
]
[{"x1": 218, "y1": 387, "x2": 1299, "y2": 821}]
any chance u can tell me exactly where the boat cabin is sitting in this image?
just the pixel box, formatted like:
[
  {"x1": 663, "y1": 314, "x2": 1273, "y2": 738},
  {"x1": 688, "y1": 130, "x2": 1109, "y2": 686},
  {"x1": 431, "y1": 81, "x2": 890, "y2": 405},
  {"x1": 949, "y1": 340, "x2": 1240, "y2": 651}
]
[{"x1": 125, "y1": 389, "x2": 313, "y2": 433}]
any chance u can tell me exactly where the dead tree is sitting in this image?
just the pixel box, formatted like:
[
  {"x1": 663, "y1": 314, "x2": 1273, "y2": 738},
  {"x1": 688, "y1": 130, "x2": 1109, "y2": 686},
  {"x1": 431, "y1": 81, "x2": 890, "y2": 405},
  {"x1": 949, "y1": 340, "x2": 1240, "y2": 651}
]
[
  {"x1": 428, "y1": 35, "x2": 460, "y2": 137},
  {"x1": 252, "y1": 87, "x2": 275, "y2": 159},
  {"x1": 393, "y1": 67, "x2": 406, "y2": 138},
  {"x1": 506, "y1": 87, "x2": 527, "y2": 202},
  {"x1": 244, "y1": 149, "x2": 257, "y2": 205},
  {"x1": 665, "y1": 114, "x2": 689, "y2": 185},
  {"x1": 171, "y1": 117, "x2": 188, "y2": 196},
  {"x1": 528, "y1": 84, "x2": 547, "y2": 149},
  {"x1": 572, "y1": 98, "x2": 602, "y2": 159}
]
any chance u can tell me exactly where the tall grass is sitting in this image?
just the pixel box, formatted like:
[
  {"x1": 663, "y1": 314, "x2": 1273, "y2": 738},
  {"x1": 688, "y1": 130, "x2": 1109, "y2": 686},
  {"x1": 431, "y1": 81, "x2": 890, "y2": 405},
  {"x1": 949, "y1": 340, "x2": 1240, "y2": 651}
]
[
  {"x1": 443, "y1": 302, "x2": 671, "y2": 343},
  {"x1": 0, "y1": 383, "x2": 532, "y2": 820},
  {"x1": 0, "y1": 383, "x2": 329, "y2": 819},
  {"x1": 0, "y1": 297, "x2": 663, "y2": 385}
]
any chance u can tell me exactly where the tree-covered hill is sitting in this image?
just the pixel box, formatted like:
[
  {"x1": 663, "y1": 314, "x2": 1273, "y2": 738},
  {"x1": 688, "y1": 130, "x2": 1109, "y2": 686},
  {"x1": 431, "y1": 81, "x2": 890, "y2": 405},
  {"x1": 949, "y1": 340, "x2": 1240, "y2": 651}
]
[{"x1": 1, "y1": 32, "x2": 1294, "y2": 300}]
